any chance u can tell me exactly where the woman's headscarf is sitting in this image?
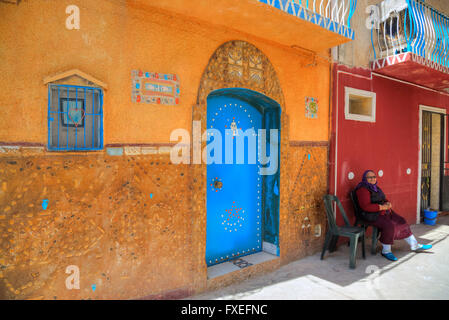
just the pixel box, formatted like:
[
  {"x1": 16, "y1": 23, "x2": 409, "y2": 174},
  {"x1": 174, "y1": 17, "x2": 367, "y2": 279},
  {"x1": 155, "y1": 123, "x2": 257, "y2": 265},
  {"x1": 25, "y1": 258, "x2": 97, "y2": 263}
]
[{"x1": 355, "y1": 170, "x2": 382, "y2": 194}]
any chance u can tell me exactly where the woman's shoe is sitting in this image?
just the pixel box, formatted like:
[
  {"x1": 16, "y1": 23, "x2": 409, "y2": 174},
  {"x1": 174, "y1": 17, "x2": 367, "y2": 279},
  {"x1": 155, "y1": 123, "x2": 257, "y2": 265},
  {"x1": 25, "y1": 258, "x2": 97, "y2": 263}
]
[
  {"x1": 381, "y1": 252, "x2": 398, "y2": 261},
  {"x1": 413, "y1": 244, "x2": 432, "y2": 251}
]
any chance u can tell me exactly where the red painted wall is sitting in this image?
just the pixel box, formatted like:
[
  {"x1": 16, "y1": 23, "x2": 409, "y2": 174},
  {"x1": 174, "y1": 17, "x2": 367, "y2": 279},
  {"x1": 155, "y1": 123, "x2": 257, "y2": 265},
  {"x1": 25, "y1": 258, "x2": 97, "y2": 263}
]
[{"x1": 330, "y1": 64, "x2": 449, "y2": 227}]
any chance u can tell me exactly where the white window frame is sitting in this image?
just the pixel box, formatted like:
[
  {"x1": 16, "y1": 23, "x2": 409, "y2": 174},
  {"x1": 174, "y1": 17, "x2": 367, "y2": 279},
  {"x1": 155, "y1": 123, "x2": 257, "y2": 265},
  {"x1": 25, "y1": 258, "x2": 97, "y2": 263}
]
[{"x1": 344, "y1": 87, "x2": 376, "y2": 123}]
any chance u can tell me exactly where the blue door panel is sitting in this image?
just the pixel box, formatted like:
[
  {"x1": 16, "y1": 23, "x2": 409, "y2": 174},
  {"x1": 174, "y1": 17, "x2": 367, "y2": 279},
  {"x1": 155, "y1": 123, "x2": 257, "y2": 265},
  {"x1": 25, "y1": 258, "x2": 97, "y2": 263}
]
[{"x1": 206, "y1": 95, "x2": 263, "y2": 266}]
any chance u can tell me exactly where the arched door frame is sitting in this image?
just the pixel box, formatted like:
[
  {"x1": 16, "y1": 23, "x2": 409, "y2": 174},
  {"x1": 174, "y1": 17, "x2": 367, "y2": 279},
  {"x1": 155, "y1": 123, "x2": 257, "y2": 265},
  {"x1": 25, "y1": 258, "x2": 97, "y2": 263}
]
[
  {"x1": 205, "y1": 87, "x2": 281, "y2": 266},
  {"x1": 191, "y1": 40, "x2": 289, "y2": 277}
]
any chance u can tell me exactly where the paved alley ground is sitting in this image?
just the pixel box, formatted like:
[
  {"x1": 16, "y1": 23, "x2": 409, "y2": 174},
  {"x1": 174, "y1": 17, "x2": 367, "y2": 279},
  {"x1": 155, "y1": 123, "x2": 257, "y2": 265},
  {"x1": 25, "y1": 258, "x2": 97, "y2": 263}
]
[{"x1": 187, "y1": 216, "x2": 449, "y2": 300}]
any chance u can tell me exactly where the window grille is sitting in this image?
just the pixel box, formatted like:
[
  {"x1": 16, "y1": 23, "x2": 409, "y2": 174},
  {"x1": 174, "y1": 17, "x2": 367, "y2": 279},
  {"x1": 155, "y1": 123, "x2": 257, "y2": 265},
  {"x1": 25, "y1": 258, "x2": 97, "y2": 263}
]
[{"x1": 48, "y1": 84, "x2": 103, "y2": 151}]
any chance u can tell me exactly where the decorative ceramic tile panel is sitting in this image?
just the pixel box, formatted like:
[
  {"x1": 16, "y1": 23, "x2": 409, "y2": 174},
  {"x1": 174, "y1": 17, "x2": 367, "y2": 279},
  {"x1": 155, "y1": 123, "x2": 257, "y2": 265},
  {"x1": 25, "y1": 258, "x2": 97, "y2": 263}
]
[
  {"x1": 131, "y1": 70, "x2": 180, "y2": 105},
  {"x1": 305, "y1": 97, "x2": 318, "y2": 119}
]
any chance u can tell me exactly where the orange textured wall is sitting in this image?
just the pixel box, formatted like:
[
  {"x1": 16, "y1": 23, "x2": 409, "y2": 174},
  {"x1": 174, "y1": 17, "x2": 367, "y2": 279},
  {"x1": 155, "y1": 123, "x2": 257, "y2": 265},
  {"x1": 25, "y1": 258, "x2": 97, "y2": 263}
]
[
  {"x1": 0, "y1": 0, "x2": 336, "y2": 299},
  {"x1": 0, "y1": 0, "x2": 331, "y2": 144}
]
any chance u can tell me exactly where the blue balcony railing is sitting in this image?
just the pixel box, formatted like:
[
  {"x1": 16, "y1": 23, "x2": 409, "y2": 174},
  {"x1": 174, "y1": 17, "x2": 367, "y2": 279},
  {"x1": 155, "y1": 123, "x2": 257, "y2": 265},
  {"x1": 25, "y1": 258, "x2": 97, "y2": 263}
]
[
  {"x1": 371, "y1": 0, "x2": 449, "y2": 68},
  {"x1": 259, "y1": 0, "x2": 358, "y2": 40}
]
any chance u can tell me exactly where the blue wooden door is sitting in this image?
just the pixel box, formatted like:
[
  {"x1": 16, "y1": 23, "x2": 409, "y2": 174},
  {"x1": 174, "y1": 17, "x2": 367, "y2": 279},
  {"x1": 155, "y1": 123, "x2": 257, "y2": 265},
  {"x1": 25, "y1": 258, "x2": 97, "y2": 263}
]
[{"x1": 206, "y1": 94, "x2": 263, "y2": 266}]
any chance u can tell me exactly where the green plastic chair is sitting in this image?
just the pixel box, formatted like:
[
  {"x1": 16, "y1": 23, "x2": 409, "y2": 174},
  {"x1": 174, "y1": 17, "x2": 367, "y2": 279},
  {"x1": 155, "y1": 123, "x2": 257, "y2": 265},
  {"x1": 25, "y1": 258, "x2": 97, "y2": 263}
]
[
  {"x1": 321, "y1": 194, "x2": 366, "y2": 269},
  {"x1": 349, "y1": 189, "x2": 379, "y2": 255}
]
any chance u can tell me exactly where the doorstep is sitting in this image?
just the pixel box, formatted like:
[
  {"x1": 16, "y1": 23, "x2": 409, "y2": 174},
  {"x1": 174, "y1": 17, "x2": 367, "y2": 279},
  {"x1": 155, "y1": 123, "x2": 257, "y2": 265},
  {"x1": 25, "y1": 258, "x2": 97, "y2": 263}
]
[
  {"x1": 207, "y1": 252, "x2": 278, "y2": 279},
  {"x1": 206, "y1": 252, "x2": 280, "y2": 292}
]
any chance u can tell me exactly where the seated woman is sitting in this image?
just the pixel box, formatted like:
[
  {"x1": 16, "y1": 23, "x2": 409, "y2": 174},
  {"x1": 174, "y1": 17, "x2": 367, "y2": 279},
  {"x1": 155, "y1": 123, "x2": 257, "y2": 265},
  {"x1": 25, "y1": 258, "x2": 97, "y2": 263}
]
[{"x1": 355, "y1": 170, "x2": 432, "y2": 261}]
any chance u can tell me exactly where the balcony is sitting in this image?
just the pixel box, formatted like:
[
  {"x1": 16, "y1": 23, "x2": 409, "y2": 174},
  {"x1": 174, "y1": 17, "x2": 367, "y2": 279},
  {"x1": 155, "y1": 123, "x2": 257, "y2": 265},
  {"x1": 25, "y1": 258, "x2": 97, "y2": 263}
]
[
  {"x1": 132, "y1": 0, "x2": 357, "y2": 52},
  {"x1": 370, "y1": 0, "x2": 449, "y2": 90},
  {"x1": 259, "y1": 0, "x2": 356, "y2": 40}
]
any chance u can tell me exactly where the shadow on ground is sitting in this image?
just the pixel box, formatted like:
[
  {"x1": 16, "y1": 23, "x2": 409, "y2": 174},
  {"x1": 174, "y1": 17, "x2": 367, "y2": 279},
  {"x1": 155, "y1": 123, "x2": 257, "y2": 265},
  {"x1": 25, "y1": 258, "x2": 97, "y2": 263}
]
[{"x1": 188, "y1": 215, "x2": 449, "y2": 299}]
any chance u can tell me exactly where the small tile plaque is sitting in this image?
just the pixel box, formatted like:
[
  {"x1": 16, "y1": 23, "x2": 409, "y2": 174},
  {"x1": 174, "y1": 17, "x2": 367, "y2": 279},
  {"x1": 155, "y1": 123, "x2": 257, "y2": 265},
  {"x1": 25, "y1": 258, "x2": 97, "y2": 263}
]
[
  {"x1": 305, "y1": 97, "x2": 318, "y2": 119},
  {"x1": 132, "y1": 70, "x2": 180, "y2": 105}
]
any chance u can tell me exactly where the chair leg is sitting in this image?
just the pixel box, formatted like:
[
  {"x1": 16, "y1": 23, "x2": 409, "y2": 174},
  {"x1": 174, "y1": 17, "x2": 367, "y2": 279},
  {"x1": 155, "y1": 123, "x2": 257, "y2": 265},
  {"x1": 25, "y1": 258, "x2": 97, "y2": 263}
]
[
  {"x1": 349, "y1": 236, "x2": 358, "y2": 269},
  {"x1": 371, "y1": 227, "x2": 378, "y2": 255},
  {"x1": 329, "y1": 235, "x2": 339, "y2": 252},
  {"x1": 361, "y1": 232, "x2": 366, "y2": 259},
  {"x1": 321, "y1": 231, "x2": 332, "y2": 260}
]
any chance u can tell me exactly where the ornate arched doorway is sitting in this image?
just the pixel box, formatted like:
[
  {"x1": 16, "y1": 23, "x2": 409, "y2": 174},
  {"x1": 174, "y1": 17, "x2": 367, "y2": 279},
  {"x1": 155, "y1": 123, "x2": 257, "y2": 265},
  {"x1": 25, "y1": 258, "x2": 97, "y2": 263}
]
[{"x1": 192, "y1": 40, "x2": 287, "y2": 268}]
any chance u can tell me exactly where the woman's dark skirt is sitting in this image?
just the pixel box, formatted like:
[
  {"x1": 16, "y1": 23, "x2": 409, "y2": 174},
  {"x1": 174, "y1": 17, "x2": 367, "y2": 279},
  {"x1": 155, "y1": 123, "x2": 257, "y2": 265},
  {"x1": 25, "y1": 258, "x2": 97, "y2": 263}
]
[{"x1": 368, "y1": 211, "x2": 413, "y2": 245}]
